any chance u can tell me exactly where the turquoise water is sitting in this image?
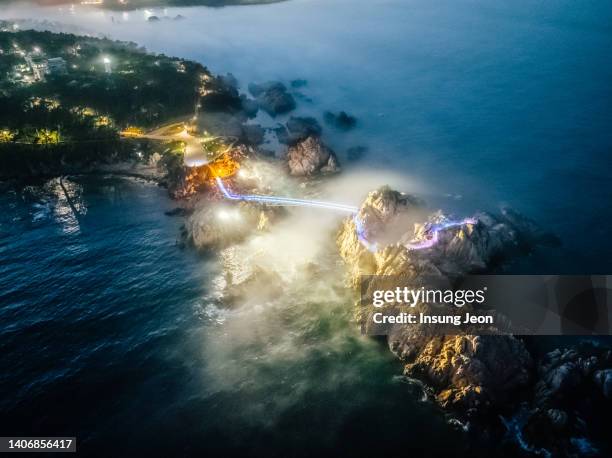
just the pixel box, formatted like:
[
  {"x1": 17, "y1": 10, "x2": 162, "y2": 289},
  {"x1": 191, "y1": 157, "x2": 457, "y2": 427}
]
[{"x1": 1, "y1": 0, "x2": 612, "y2": 455}]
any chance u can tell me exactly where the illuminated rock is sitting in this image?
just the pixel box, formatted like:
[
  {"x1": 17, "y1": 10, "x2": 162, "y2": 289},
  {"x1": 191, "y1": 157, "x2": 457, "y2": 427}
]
[
  {"x1": 337, "y1": 186, "x2": 559, "y2": 413},
  {"x1": 400, "y1": 334, "x2": 532, "y2": 411},
  {"x1": 185, "y1": 200, "x2": 284, "y2": 250},
  {"x1": 286, "y1": 136, "x2": 340, "y2": 176},
  {"x1": 337, "y1": 186, "x2": 558, "y2": 285}
]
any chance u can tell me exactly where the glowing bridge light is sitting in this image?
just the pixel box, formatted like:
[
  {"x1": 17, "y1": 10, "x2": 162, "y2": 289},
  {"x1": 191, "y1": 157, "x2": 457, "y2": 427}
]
[
  {"x1": 353, "y1": 214, "x2": 477, "y2": 252},
  {"x1": 404, "y1": 217, "x2": 477, "y2": 251},
  {"x1": 213, "y1": 174, "x2": 475, "y2": 252},
  {"x1": 217, "y1": 209, "x2": 241, "y2": 221},
  {"x1": 214, "y1": 177, "x2": 358, "y2": 213},
  {"x1": 354, "y1": 214, "x2": 378, "y2": 252}
]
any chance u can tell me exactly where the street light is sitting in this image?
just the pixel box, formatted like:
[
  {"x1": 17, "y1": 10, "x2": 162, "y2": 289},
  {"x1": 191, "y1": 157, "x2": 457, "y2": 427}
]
[{"x1": 102, "y1": 56, "x2": 112, "y2": 74}]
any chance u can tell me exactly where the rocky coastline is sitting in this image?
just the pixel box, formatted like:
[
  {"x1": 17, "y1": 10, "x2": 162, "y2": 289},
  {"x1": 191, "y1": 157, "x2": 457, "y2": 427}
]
[
  {"x1": 3, "y1": 28, "x2": 609, "y2": 455},
  {"x1": 174, "y1": 74, "x2": 611, "y2": 454}
]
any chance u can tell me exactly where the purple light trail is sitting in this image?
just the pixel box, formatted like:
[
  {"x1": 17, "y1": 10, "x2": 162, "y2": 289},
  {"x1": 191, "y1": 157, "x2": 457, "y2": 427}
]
[
  {"x1": 214, "y1": 177, "x2": 476, "y2": 252},
  {"x1": 215, "y1": 177, "x2": 358, "y2": 213}
]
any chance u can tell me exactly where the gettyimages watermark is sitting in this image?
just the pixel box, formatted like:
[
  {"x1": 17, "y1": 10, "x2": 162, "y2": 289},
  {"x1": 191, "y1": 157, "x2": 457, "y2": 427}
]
[{"x1": 359, "y1": 275, "x2": 612, "y2": 336}]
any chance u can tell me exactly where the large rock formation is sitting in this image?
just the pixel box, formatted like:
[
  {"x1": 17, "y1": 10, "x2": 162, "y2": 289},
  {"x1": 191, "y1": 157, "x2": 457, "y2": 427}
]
[
  {"x1": 337, "y1": 186, "x2": 557, "y2": 286},
  {"x1": 337, "y1": 186, "x2": 559, "y2": 413},
  {"x1": 248, "y1": 81, "x2": 296, "y2": 116},
  {"x1": 402, "y1": 334, "x2": 532, "y2": 411},
  {"x1": 185, "y1": 200, "x2": 284, "y2": 250},
  {"x1": 286, "y1": 136, "x2": 340, "y2": 176}
]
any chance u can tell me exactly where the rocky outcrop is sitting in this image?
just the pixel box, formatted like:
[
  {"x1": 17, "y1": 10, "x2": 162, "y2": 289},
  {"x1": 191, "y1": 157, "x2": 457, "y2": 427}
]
[
  {"x1": 337, "y1": 186, "x2": 558, "y2": 286},
  {"x1": 248, "y1": 81, "x2": 296, "y2": 116},
  {"x1": 222, "y1": 265, "x2": 284, "y2": 306},
  {"x1": 336, "y1": 186, "x2": 558, "y2": 414},
  {"x1": 196, "y1": 112, "x2": 264, "y2": 145},
  {"x1": 286, "y1": 136, "x2": 340, "y2": 176},
  {"x1": 534, "y1": 346, "x2": 612, "y2": 406},
  {"x1": 519, "y1": 345, "x2": 612, "y2": 456},
  {"x1": 185, "y1": 200, "x2": 284, "y2": 250},
  {"x1": 403, "y1": 335, "x2": 532, "y2": 411},
  {"x1": 275, "y1": 116, "x2": 322, "y2": 145},
  {"x1": 594, "y1": 368, "x2": 612, "y2": 399}
]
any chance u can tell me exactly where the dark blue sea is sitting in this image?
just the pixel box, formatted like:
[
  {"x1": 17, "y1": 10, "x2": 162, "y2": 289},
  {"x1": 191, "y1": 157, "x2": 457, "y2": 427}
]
[
  {"x1": 0, "y1": 177, "x2": 464, "y2": 456},
  {"x1": 1, "y1": 0, "x2": 612, "y2": 455}
]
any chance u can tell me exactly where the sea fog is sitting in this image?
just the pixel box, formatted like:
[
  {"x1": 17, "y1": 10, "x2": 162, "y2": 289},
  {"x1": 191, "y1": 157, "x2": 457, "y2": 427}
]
[
  {"x1": 2, "y1": 1, "x2": 612, "y2": 455},
  {"x1": 2, "y1": 0, "x2": 612, "y2": 265}
]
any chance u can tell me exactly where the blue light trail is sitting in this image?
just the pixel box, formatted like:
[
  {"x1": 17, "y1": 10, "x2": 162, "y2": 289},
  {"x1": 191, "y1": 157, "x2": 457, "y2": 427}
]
[
  {"x1": 214, "y1": 177, "x2": 476, "y2": 252},
  {"x1": 215, "y1": 177, "x2": 359, "y2": 213}
]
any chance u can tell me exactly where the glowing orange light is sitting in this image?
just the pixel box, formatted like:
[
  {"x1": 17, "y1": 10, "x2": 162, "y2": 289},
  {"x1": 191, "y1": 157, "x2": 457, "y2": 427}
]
[
  {"x1": 206, "y1": 153, "x2": 240, "y2": 180},
  {"x1": 177, "y1": 152, "x2": 241, "y2": 198}
]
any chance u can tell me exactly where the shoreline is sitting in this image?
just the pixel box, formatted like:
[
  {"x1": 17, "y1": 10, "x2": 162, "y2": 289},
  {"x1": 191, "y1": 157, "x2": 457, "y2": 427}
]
[{"x1": 2, "y1": 14, "x2": 611, "y2": 457}]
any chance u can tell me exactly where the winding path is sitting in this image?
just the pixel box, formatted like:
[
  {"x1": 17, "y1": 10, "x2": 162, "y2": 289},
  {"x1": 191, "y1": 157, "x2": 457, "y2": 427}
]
[{"x1": 122, "y1": 123, "x2": 208, "y2": 167}]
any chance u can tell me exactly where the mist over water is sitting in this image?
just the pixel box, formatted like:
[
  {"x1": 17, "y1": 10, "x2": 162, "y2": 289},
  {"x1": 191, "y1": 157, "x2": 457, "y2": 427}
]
[
  {"x1": 0, "y1": 177, "x2": 464, "y2": 456},
  {"x1": 1, "y1": 0, "x2": 612, "y2": 455},
  {"x1": 3, "y1": 0, "x2": 611, "y2": 271}
]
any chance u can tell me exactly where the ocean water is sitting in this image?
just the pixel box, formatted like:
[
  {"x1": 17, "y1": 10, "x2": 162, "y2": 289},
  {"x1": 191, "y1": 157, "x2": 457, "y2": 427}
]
[
  {"x1": 1, "y1": 0, "x2": 612, "y2": 455},
  {"x1": 0, "y1": 177, "x2": 464, "y2": 456},
  {"x1": 2, "y1": 0, "x2": 611, "y2": 271}
]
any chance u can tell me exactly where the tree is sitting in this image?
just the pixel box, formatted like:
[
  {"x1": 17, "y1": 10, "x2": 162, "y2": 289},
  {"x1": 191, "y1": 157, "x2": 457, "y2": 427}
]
[
  {"x1": 35, "y1": 128, "x2": 60, "y2": 145},
  {"x1": 0, "y1": 129, "x2": 15, "y2": 142}
]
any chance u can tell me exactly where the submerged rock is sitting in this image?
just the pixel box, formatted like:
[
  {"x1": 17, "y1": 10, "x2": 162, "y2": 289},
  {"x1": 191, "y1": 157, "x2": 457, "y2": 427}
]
[
  {"x1": 324, "y1": 110, "x2": 357, "y2": 130},
  {"x1": 248, "y1": 81, "x2": 296, "y2": 116},
  {"x1": 242, "y1": 124, "x2": 265, "y2": 145},
  {"x1": 286, "y1": 116, "x2": 322, "y2": 140},
  {"x1": 276, "y1": 116, "x2": 322, "y2": 144},
  {"x1": 290, "y1": 79, "x2": 308, "y2": 88},
  {"x1": 164, "y1": 207, "x2": 193, "y2": 217},
  {"x1": 347, "y1": 145, "x2": 368, "y2": 161},
  {"x1": 240, "y1": 95, "x2": 259, "y2": 118},
  {"x1": 286, "y1": 136, "x2": 340, "y2": 176}
]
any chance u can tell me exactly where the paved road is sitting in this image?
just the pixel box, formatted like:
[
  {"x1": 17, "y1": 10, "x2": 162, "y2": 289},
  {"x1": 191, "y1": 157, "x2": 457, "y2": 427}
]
[{"x1": 122, "y1": 124, "x2": 208, "y2": 167}]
